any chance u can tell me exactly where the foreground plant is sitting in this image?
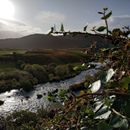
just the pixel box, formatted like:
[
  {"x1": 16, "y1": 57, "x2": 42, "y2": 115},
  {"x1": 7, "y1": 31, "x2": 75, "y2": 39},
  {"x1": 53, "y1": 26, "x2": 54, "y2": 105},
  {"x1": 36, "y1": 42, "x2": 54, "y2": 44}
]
[
  {"x1": 97, "y1": 7, "x2": 112, "y2": 36},
  {"x1": 45, "y1": 68, "x2": 130, "y2": 130},
  {"x1": 1, "y1": 8, "x2": 130, "y2": 130},
  {"x1": 43, "y1": 8, "x2": 130, "y2": 130}
]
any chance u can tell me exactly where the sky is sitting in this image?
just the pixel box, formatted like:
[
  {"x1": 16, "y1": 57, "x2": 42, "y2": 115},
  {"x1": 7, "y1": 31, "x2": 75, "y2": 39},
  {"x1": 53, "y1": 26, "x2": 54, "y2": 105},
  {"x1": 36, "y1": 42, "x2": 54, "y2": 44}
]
[{"x1": 0, "y1": 0, "x2": 130, "y2": 38}]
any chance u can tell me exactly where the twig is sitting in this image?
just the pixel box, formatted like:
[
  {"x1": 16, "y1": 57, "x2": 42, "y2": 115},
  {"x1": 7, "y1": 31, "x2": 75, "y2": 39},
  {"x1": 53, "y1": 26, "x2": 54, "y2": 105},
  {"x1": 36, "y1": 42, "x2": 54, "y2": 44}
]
[
  {"x1": 77, "y1": 90, "x2": 130, "y2": 99},
  {"x1": 111, "y1": 108, "x2": 126, "y2": 119}
]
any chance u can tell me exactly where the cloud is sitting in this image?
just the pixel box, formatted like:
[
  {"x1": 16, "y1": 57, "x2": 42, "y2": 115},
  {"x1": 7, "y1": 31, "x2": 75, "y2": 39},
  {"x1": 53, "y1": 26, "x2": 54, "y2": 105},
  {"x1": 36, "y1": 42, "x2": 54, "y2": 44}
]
[
  {"x1": 36, "y1": 11, "x2": 66, "y2": 24},
  {"x1": 0, "y1": 18, "x2": 43, "y2": 39},
  {"x1": 109, "y1": 15, "x2": 130, "y2": 28},
  {"x1": 0, "y1": 11, "x2": 66, "y2": 39},
  {"x1": 86, "y1": 15, "x2": 130, "y2": 33}
]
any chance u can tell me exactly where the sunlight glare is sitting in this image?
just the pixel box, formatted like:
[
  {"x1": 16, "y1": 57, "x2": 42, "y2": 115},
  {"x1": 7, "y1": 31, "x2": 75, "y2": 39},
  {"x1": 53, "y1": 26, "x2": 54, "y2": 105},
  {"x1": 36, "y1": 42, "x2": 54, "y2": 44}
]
[{"x1": 0, "y1": 0, "x2": 15, "y2": 20}]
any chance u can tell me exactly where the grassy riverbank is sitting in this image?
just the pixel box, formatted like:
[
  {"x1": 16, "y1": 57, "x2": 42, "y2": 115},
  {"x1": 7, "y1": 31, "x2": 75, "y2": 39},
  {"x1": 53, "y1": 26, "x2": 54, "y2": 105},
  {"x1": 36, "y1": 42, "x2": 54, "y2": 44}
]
[{"x1": 0, "y1": 48, "x2": 90, "y2": 93}]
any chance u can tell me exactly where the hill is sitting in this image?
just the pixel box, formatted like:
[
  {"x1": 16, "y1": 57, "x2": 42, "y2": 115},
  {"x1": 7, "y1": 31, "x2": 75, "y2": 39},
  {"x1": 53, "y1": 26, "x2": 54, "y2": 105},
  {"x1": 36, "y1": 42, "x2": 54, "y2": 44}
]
[{"x1": 0, "y1": 33, "x2": 113, "y2": 49}]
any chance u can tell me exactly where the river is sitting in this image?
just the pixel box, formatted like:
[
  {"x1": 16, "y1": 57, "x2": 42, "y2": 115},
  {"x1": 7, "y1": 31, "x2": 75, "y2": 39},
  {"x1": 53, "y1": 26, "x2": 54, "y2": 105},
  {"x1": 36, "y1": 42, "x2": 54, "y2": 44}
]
[{"x1": 0, "y1": 66, "x2": 102, "y2": 117}]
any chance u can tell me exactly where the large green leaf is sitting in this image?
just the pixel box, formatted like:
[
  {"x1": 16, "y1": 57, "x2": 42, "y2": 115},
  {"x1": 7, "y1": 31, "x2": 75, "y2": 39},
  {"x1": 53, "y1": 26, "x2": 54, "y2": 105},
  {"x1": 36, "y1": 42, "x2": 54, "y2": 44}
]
[
  {"x1": 101, "y1": 11, "x2": 112, "y2": 20},
  {"x1": 98, "y1": 11, "x2": 103, "y2": 14},
  {"x1": 110, "y1": 115, "x2": 129, "y2": 129},
  {"x1": 94, "y1": 106, "x2": 111, "y2": 119},
  {"x1": 58, "y1": 89, "x2": 68, "y2": 98},
  {"x1": 96, "y1": 26, "x2": 106, "y2": 32}
]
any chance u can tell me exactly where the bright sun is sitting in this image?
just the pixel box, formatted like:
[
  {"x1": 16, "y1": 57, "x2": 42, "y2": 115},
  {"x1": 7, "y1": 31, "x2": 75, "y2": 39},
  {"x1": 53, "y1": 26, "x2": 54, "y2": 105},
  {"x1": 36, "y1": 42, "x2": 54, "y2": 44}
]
[{"x1": 0, "y1": 0, "x2": 15, "y2": 20}]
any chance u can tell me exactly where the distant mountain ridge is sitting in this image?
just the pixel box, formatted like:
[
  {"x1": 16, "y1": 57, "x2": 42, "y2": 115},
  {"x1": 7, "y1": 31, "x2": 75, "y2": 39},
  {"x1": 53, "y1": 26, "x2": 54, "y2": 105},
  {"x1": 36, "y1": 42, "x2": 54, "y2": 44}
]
[{"x1": 0, "y1": 33, "x2": 113, "y2": 49}]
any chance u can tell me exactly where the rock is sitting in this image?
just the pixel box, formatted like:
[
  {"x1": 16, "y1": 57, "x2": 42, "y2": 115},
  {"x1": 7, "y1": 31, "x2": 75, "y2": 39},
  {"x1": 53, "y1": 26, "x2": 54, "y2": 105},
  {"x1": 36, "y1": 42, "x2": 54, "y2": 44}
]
[
  {"x1": 37, "y1": 94, "x2": 43, "y2": 99},
  {"x1": 43, "y1": 93, "x2": 46, "y2": 95},
  {"x1": 52, "y1": 89, "x2": 58, "y2": 94},
  {"x1": 25, "y1": 96, "x2": 30, "y2": 100},
  {"x1": 0, "y1": 100, "x2": 4, "y2": 106}
]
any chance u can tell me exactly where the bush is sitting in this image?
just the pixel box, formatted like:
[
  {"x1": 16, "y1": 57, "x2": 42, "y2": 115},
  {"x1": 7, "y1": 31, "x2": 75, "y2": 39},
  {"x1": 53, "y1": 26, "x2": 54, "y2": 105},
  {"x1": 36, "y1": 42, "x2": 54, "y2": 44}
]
[
  {"x1": 24, "y1": 64, "x2": 49, "y2": 83},
  {"x1": 0, "y1": 70, "x2": 37, "y2": 92},
  {"x1": 15, "y1": 60, "x2": 25, "y2": 69},
  {"x1": 55, "y1": 65, "x2": 66, "y2": 78},
  {"x1": 0, "y1": 79, "x2": 19, "y2": 92},
  {"x1": 19, "y1": 80, "x2": 34, "y2": 92},
  {"x1": 47, "y1": 63, "x2": 57, "y2": 73},
  {"x1": 54, "y1": 64, "x2": 75, "y2": 79}
]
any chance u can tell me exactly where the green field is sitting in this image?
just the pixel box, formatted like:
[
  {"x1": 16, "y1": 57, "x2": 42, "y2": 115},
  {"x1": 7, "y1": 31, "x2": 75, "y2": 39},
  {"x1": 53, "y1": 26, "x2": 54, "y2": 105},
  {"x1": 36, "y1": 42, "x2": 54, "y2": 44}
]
[
  {"x1": 0, "y1": 49, "x2": 26, "y2": 55},
  {"x1": 0, "y1": 48, "x2": 89, "y2": 66},
  {"x1": 0, "y1": 63, "x2": 16, "y2": 72}
]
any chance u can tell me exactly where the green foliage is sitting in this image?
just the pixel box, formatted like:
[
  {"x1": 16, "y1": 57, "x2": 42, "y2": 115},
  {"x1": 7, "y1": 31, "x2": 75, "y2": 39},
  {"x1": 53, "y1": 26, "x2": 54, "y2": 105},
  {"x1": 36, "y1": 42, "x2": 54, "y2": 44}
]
[
  {"x1": 73, "y1": 64, "x2": 86, "y2": 72},
  {"x1": 0, "y1": 70, "x2": 37, "y2": 92},
  {"x1": 6, "y1": 110, "x2": 38, "y2": 128},
  {"x1": 101, "y1": 11, "x2": 112, "y2": 20},
  {"x1": 109, "y1": 115, "x2": 129, "y2": 129},
  {"x1": 54, "y1": 64, "x2": 75, "y2": 79},
  {"x1": 97, "y1": 121, "x2": 112, "y2": 130},
  {"x1": 1, "y1": 8, "x2": 130, "y2": 130},
  {"x1": 15, "y1": 60, "x2": 25, "y2": 69},
  {"x1": 60, "y1": 23, "x2": 65, "y2": 32},
  {"x1": 98, "y1": 11, "x2": 104, "y2": 14},
  {"x1": 97, "y1": 7, "x2": 112, "y2": 35},
  {"x1": 20, "y1": 80, "x2": 34, "y2": 92},
  {"x1": 0, "y1": 62, "x2": 81, "y2": 93},
  {"x1": 120, "y1": 76, "x2": 130, "y2": 90},
  {"x1": 96, "y1": 26, "x2": 106, "y2": 32},
  {"x1": 112, "y1": 28, "x2": 123, "y2": 37},
  {"x1": 24, "y1": 64, "x2": 49, "y2": 83},
  {"x1": 55, "y1": 65, "x2": 67, "y2": 77},
  {"x1": 21, "y1": 124, "x2": 35, "y2": 130}
]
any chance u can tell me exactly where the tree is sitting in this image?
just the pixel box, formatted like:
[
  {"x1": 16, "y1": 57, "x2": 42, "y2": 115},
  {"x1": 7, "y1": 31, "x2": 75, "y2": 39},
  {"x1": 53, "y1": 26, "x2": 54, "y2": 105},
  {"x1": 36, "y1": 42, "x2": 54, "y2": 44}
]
[{"x1": 60, "y1": 23, "x2": 65, "y2": 32}]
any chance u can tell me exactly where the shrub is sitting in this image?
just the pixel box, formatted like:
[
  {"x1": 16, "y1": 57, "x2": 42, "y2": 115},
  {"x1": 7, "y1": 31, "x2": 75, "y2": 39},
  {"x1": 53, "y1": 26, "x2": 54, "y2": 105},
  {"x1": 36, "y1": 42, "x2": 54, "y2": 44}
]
[
  {"x1": 15, "y1": 60, "x2": 25, "y2": 69},
  {"x1": 0, "y1": 70, "x2": 37, "y2": 92},
  {"x1": 47, "y1": 63, "x2": 57, "y2": 73},
  {"x1": 24, "y1": 64, "x2": 49, "y2": 83},
  {"x1": 55, "y1": 65, "x2": 67, "y2": 78},
  {"x1": 19, "y1": 80, "x2": 34, "y2": 92},
  {"x1": 1, "y1": 78, "x2": 22, "y2": 92},
  {"x1": 6, "y1": 110, "x2": 38, "y2": 127}
]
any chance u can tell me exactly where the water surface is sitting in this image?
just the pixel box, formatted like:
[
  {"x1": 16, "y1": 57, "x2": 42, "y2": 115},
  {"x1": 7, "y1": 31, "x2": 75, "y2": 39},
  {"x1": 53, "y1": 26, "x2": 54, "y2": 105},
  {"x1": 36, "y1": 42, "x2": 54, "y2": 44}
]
[{"x1": 0, "y1": 68, "x2": 98, "y2": 116}]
